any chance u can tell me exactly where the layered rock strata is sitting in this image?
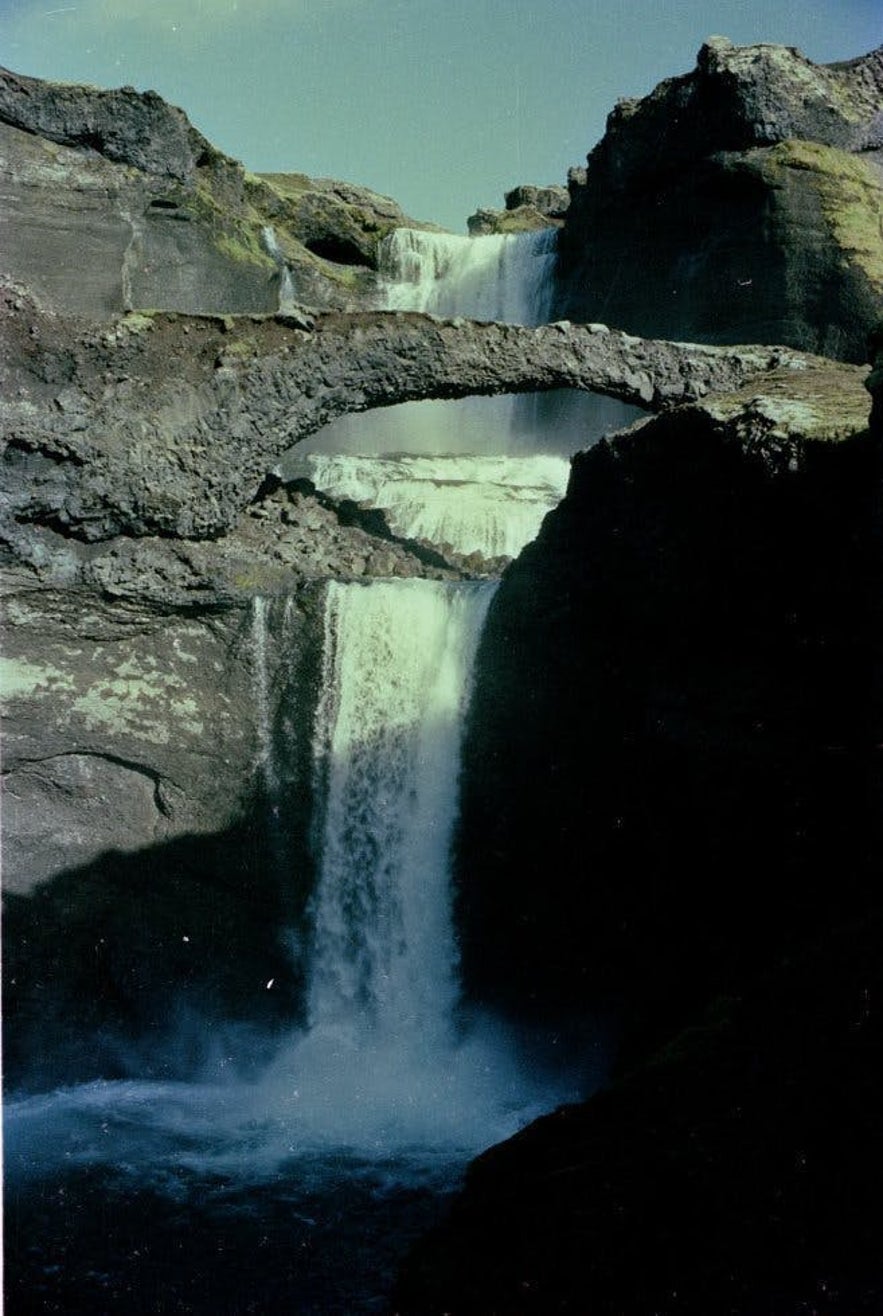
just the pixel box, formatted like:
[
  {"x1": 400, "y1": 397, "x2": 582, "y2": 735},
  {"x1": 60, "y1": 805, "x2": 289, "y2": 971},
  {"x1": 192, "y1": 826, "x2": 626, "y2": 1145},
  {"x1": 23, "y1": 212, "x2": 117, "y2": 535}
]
[{"x1": 0, "y1": 67, "x2": 431, "y2": 319}]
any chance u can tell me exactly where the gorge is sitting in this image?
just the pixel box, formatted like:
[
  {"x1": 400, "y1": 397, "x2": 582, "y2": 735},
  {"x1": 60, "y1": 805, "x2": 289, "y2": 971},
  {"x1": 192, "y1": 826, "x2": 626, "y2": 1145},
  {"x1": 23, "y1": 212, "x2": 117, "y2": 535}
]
[{"x1": 3, "y1": 36, "x2": 883, "y2": 1316}]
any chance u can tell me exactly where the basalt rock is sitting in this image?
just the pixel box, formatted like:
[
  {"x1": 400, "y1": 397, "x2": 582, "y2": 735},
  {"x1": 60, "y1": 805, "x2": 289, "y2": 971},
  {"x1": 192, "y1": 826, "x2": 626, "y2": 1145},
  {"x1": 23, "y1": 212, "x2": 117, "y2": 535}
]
[
  {"x1": 0, "y1": 67, "x2": 431, "y2": 320},
  {"x1": 397, "y1": 347, "x2": 883, "y2": 1316},
  {"x1": 467, "y1": 182, "x2": 569, "y2": 235},
  {"x1": 2, "y1": 279, "x2": 841, "y2": 565},
  {"x1": 395, "y1": 912, "x2": 883, "y2": 1314},
  {"x1": 555, "y1": 39, "x2": 883, "y2": 361},
  {"x1": 455, "y1": 383, "x2": 877, "y2": 1052}
]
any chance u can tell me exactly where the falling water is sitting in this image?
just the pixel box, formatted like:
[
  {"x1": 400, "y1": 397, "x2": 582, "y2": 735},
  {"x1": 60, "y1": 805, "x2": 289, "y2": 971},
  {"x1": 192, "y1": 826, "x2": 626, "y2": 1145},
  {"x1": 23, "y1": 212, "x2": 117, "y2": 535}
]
[
  {"x1": 298, "y1": 451, "x2": 570, "y2": 558},
  {"x1": 290, "y1": 223, "x2": 640, "y2": 465},
  {"x1": 262, "y1": 223, "x2": 297, "y2": 311},
  {"x1": 309, "y1": 579, "x2": 494, "y2": 1042},
  {"x1": 379, "y1": 226, "x2": 558, "y2": 324},
  {"x1": 252, "y1": 594, "x2": 277, "y2": 793},
  {"x1": 5, "y1": 222, "x2": 591, "y2": 1316}
]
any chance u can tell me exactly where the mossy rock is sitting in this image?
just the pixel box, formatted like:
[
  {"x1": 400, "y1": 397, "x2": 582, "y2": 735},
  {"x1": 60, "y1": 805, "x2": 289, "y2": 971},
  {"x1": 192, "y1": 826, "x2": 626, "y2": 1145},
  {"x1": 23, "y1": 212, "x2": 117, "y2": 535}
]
[{"x1": 749, "y1": 139, "x2": 883, "y2": 290}]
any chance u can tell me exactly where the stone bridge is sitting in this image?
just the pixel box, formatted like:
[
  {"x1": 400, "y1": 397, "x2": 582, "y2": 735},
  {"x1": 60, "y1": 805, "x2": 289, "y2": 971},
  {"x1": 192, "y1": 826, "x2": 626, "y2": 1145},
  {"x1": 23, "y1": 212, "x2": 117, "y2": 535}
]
[{"x1": 0, "y1": 292, "x2": 842, "y2": 544}]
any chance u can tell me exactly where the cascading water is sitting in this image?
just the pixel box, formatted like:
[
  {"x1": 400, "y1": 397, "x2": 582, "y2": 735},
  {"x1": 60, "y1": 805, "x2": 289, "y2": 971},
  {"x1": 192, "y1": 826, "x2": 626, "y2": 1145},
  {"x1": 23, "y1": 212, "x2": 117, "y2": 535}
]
[
  {"x1": 308, "y1": 580, "x2": 491, "y2": 1042},
  {"x1": 289, "y1": 223, "x2": 641, "y2": 473},
  {"x1": 5, "y1": 221, "x2": 595, "y2": 1316},
  {"x1": 262, "y1": 223, "x2": 297, "y2": 311},
  {"x1": 298, "y1": 451, "x2": 570, "y2": 558},
  {"x1": 379, "y1": 226, "x2": 557, "y2": 323},
  {"x1": 5, "y1": 574, "x2": 579, "y2": 1313}
]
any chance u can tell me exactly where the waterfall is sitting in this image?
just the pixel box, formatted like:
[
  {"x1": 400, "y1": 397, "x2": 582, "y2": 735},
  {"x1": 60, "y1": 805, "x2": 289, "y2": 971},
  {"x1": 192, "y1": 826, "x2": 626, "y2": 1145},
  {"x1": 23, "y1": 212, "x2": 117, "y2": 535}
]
[
  {"x1": 252, "y1": 595, "x2": 277, "y2": 794},
  {"x1": 261, "y1": 224, "x2": 297, "y2": 312},
  {"x1": 299, "y1": 452, "x2": 570, "y2": 559},
  {"x1": 379, "y1": 227, "x2": 557, "y2": 325},
  {"x1": 308, "y1": 579, "x2": 495, "y2": 1046},
  {"x1": 287, "y1": 222, "x2": 640, "y2": 467}
]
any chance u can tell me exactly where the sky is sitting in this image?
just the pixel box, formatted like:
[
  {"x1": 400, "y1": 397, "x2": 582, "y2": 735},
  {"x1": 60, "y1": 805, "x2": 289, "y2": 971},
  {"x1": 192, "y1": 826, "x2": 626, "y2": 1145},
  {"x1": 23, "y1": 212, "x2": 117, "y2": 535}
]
[{"x1": 0, "y1": 0, "x2": 879, "y2": 231}]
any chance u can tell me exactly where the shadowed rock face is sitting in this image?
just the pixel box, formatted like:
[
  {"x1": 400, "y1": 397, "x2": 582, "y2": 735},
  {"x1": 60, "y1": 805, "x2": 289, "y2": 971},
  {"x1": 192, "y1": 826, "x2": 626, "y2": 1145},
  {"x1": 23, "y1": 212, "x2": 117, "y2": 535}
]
[
  {"x1": 556, "y1": 39, "x2": 883, "y2": 361},
  {"x1": 393, "y1": 353, "x2": 883, "y2": 1316}
]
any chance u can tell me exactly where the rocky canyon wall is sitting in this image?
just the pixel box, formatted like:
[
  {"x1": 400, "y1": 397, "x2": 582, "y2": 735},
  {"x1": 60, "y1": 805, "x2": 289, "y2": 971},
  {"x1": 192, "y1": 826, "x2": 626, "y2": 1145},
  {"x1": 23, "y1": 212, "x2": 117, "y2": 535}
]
[{"x1": 554, "y1": 39, "x2": 883, "y2": 361}]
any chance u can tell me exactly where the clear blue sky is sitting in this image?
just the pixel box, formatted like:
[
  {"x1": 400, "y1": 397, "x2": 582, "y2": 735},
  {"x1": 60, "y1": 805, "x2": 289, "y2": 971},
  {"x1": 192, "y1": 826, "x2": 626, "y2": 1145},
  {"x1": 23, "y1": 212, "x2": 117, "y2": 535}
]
[{"x1": 0, "y1": 0, "x2": 879, "y2": 230}]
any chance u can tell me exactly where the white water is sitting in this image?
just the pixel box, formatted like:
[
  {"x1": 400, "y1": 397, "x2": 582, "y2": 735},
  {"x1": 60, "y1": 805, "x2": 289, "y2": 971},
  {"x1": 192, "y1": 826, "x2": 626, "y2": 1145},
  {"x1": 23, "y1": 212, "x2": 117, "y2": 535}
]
[
  {"x1": 6, "y1": 579, "x2": 577, "y2": 1189},
  {"x1": 300, "y1": 452, "x2": 570, "y2": 558},
  {"x1": 6, "y1": 228, "x2": 592, "y2": 1200},
  {"x1": 252, "y1": 594, "x2": 277, "y2": 793},
  {"x1": 309, "y1": 579, "x2": 492, "y2": 1038},
  {"x1": 379, "y1": 226, "x2": 557, "y2": 323},
  {"x1": 262, "y1": 223, "x2": 297, "y2": 311},
  {"x1": 290, "y1": 224, "x2": 640, "y2": 468}
]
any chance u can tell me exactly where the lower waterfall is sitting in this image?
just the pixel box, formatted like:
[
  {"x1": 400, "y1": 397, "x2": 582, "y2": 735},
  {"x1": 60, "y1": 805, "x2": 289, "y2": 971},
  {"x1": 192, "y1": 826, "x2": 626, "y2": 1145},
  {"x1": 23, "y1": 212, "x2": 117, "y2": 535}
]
[
  {"x1": 4, "y1": 575, "x2": 580, "y2": 1314},
  {"x1": 309, "y1": 579, "x2": 492, "y2": 1041}
]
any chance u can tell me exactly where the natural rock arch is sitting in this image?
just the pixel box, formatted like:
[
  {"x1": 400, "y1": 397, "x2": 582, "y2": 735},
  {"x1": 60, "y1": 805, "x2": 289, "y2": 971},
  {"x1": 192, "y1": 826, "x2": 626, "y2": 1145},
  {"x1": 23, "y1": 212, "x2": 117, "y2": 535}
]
[{"x1": 2, "y1": 296, "x2": 826, "y2": 545}]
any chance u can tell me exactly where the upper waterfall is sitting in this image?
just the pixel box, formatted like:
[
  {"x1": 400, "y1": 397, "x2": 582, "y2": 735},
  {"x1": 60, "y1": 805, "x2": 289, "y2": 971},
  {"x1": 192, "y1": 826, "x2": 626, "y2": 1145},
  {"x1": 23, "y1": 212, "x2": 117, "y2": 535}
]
[{"x1": 379, "y1": 227, "x2": 558, "y2": 325}]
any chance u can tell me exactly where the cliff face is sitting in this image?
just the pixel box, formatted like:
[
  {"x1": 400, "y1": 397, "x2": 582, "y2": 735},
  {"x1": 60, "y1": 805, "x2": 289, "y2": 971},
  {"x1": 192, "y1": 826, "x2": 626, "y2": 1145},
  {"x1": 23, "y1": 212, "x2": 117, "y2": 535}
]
[
  {"x1": 396, "y1": 354, "x2": 883, "y2": 1316},
  {"x1": 555, "y1": 39, "x2": 883, "y2": 361},
  {"x1": 0, "y1": 67, "x2": 430, "y2": 320},
  {"x1": 455, "y1": 376, "x2": 878, "y2": 1045}
]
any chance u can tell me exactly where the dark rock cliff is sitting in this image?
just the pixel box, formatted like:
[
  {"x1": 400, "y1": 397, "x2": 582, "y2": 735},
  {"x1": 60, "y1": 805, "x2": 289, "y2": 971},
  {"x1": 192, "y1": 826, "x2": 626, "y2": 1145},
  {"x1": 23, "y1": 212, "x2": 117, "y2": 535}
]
[
  {"x1": 394, "y1": 346, "x2": 883, "y2": 1316},
  {"x1": 456, "y1": 387, "x2": 878, "y2": 1050},
  {"x1": 394, "y1": 350, "x2": 883, "y2": 1316},
  {"x1": 554, "y1": 39, "x2": 883, "y2": 361}
]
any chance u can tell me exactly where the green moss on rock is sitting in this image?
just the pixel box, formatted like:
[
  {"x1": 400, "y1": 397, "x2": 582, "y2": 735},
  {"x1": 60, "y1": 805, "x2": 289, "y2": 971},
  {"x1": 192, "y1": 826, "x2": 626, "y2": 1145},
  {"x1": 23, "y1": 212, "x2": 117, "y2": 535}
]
[{"x1": 755, "y1": 140, "x2": 883, "y2": 289}]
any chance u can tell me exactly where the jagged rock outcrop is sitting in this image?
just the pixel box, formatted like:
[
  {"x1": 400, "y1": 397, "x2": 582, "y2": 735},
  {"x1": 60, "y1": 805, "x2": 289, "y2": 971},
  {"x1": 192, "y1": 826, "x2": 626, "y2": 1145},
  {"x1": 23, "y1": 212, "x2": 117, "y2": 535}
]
[
  {"x1": 555, "y1": 39, "x2": 883, "y2": 361},
  {"x1": 467, "y1": 182, "x2": 569, "y2": 235},
  {"x1": 0, "y1": 67, "x2": 430, "y2": 319},
  {"x1": 256, "y1": 172, "x2": 436, "y2": 267}
]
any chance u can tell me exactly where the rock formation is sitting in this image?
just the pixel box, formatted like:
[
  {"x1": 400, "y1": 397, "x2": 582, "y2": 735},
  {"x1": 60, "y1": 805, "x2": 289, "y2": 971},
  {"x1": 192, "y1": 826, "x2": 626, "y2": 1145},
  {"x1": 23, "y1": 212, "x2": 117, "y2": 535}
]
[
  {"x1": 3, "y1": 51, "x2": 883, "y2": 1312},
  {"x1": 555, "y1": 39, "x2": 883, "y2": 361},
  {"x1": 467, "y1": 183, "x2": 569, "y2": 235},
  {"x1": 393, "y1": 309, "x2": 883, "y2": 1316},
  {"x1": 0, "y1": 67, "x2": 431, "y2": 319}
]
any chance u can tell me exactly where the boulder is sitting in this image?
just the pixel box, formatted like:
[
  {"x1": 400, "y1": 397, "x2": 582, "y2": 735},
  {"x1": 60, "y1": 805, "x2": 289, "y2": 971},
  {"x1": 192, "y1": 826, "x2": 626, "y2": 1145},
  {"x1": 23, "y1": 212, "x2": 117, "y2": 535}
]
[{"x1": 467, "y1": 182, "x2": 568, "y2": 235}]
